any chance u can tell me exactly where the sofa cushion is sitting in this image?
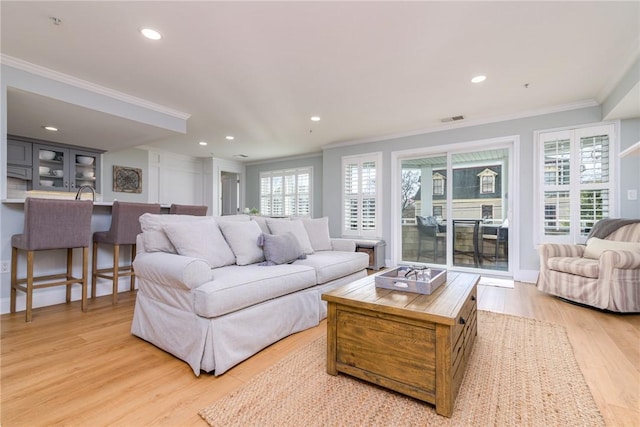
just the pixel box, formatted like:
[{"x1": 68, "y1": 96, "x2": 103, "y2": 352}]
[
  {"x1": 164, "y1": 220, "x2": 236, "y2": 268},
  {"x1": 584, "y1": 237, "x2": 640, "y2": 260},
  {"x1": 293, "y1": 251, "x2": 369, "y2": 284},
  {"x1": 267, "y1": 219, "x2": 314, "y2": 254},
  {"x1": 139, "y1": 213, "x2": 212, "y2": 253},
  {"x1": 259, "y1": 232, "x2": 306, "y2": 266},
  {"x1": 251, "y1": 215, "x2": 270, "y2": 233},
  {"x1": 301, "y1": 217, "x2": 333, "y2": 251},
  {"x1": 193, "y1": 264, "x2": 317, "y2": 317},
  {"x1": 547, "y1": 257, "x2": 599, "y2": 278},
  {"x1": 218, "y1": 220, "x2": 265, "y2": 265}
]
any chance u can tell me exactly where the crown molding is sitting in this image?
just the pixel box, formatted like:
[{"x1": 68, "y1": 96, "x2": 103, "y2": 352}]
[
  {"x1": 245, "y1": 151, "x2": 323, "y2": 166},
  {"x1": 323, "y1": 99, "x2": 600, "y2": 151},
  {"x1": 1, "y1": 54, "x2": 191, "y2": 120}
]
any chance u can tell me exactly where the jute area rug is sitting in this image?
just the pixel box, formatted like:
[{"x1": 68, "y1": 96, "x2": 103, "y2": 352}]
[{"x1": 199, "y1": 311, "x2": 604, "y2": 427}]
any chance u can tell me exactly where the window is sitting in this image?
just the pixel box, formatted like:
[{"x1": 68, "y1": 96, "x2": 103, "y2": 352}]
[
  {"x1": 481, "y1": 204, "x2": 493, "y2": 220},
  {"x1": 260, "y1": 167, "x2": 312, "y2": 216},
  {"x1": 477, "y1": 168, "x2": 497, "y2": 194},
  {"x1": 432, "y1": 172, "x2": 445, "y2": 196},
  {"x1": 536, "y1": 123, "x2": 616, "y2": 243},
  {"x1": 342, "y1": 153, "x2": 382, "y2": 237}
]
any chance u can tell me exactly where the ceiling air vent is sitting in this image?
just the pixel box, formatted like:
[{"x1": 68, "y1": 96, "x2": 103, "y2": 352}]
[{"x1": 441, "y1": 115, "x2": 465, "y2": 123}]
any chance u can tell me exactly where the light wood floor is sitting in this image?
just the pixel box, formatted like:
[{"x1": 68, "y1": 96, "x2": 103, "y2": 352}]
[{"x1": 1, "y1": 282, "x2": 638, "y2": 426}]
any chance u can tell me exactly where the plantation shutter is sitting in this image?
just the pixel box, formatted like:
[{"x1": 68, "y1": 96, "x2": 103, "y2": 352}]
[
  {"x1": 259, "y1": 167, "x2": 312, "y2": 216},
  {"x1": 342, "y1": 153, "x2": 381, "y2": 237},
  {"x1": 537, "y1": 124, "x2": 615, "y2": 244}
]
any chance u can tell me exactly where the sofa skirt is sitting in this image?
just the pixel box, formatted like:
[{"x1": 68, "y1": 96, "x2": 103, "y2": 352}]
[{"x1": 132, "y1": 288, "x2": 320, "y2": 376}]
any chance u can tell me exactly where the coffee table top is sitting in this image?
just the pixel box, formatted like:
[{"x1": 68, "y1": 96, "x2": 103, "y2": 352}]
[{"x1": 322, "y1": 270, "x2": 479, "y2": 325}]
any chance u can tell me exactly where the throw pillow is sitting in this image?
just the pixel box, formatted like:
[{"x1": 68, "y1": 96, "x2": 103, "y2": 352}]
[
  {"x1": 251, "y1": 215, "x2": 270, "y2": 234},
  {"x1": 139, "y1": 213, "x2": 211, "y2": 253},
  {"x1": 258, "y1": 232, "x2": 307, "y2": 266},
  {"x1": 301, "y1": 217, "x2": 332, "y2": 251},
  {"x1": 218, "y1": 219, "x2": 265, "y2": 265},
  {"x1": 584, "y1": 237, "x2": 640, "y2": 259},
  {"x1": 163, "y1": 220, "x2": 236, "y2": 268},
  {"x1": 266, "y1": 219, "x2": 314, "y2": 254}
]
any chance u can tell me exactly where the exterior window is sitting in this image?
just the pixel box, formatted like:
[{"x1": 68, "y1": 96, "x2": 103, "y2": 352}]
[
  {"x1": 260, "y1": 167, "x2": 312, "y2": 216},
  {"x1": 477, "y1": 168, "x2": 497, "y2": 194},
  {"x1": 481, "y1": 205, "x2": 493, "y2": 220},
  {"x1": 432, "y1": 173, "x2": 445, "y2": 196},
  {"x1": 342, "y1": 153, "x2": 382, "y2": 237},
  {"x1": 536, "y1": 123, "x2": 616, "y2": 243}
]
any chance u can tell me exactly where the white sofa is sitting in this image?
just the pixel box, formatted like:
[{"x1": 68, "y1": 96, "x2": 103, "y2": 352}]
[{"x1": 131, "y1": 214, "x2": 369, "y2": 376}]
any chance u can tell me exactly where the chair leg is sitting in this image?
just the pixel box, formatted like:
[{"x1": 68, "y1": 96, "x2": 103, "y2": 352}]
[
  {"x1": 130, "y1": 244, "x2": 136, "y2": 292},
  {"x1": 26, "y1": 251, "x2": 34, "y2": 323},
  {"x1": 10, "y1": 247, "x2": 18, "y2": 313},
  {"x1": 82, "y1": 247, "x2": 88, "y2": 312},
  {"x1": 91, "y1": 241, "x2": 98, "y2": 299},
  {"x1": 417, "y1": 237, "x2": 422, "y2": 261},
  {"x1": 66, "y1": 248, "x2": 73, "y2": 303},
  {"x1": 112, "y1": 244, "x2": 120, "y2": 305}
]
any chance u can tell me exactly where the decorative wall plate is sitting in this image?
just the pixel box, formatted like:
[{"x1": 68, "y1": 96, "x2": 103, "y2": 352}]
[{"x1": 113, "y1": 165, "x2": 142, "y2": 193}]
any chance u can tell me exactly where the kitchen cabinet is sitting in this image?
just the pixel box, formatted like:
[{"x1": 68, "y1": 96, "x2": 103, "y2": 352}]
[
  {"x1": 32, "y1": 144, "x2": 102, "y2": 193},
  {"x1": 7, "y1": 138, "x2": 33, "y2": 180}
]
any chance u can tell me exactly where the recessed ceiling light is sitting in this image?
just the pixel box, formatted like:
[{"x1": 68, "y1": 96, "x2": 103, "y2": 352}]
[
  {"x1": 310, "y1": 116, "x2": 321, "y2": 122},
  {"x1": 42, "y1": 126, "x2": 58, "y2": 132},
  {"x1": 471, "y1": 75, "x2": 487, "y2": 83},
  {"x1": 141, "y1": 28, "x2": 162, "y2": 40},
  {"x1": 199, "y1": 141, "x2": 208, "y2": 146},
  {"x1": 225, "y1": 136, "x2": 235, "y2": 140}
]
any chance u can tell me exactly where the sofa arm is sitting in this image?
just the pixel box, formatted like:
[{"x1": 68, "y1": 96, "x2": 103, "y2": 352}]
[
  {"x1": 606, "y1": 250, "x2": 640, "y2": 269},
  {"x1": 538, "y1": 243, "x2": 585, "y2": 265},
  {"x1": 330, "y1": 238, "x2": 356, "y2": 252},
  {"x1": 133, "y1": 252, "x2": 213, "y2": 290}
]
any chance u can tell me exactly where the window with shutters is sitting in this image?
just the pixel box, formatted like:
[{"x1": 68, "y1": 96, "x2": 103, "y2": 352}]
[
  {"x1": 260, "y1": 167, "x2": 312, "y2": 216},
  {"x1": 535, "y1": 123, "x2": 616, "y2": 244},
  {"x1": 342, "y1": 152, "x2": 382, "y2": 237}
]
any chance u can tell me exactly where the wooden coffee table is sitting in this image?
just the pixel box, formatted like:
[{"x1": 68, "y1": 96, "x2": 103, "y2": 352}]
[{"x1": 322, "y1": 271, "x2": 479, "y2": 417}]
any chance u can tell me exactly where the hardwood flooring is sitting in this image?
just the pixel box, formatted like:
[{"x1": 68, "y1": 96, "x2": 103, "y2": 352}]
[{"x1": 1, "y1": 282, "x2": 638, "y2": 426}]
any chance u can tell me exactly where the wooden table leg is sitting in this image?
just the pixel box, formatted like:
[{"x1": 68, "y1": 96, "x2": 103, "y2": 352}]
[{"x1": 326, "y1": 303, "x2": 338, "y2": 375}]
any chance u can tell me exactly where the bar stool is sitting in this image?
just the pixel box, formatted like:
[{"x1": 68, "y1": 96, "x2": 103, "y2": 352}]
[
  {"x1": 169, "y1": 204, "x2": 207, "y2": 215},
  {"x1": 92, "y1": 201, "x2": 161, "y2": 304},
  {"x1": 11, "y1": 198, "x2": 94, "y2": 322}
]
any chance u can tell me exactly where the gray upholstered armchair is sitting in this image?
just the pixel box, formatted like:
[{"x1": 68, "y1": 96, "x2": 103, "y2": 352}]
[{"x1": 536, "y1": 219, "x2": 640, "y2": 312}]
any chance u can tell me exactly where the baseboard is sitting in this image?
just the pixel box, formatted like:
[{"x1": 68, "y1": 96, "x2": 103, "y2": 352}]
[{"x1": 514, "y1": 269, "x2": 539, "y2": 284}]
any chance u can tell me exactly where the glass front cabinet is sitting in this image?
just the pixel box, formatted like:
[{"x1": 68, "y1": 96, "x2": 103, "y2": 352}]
[{"x1": 32, "y1": 144, "x2": 102, "y2": 193}]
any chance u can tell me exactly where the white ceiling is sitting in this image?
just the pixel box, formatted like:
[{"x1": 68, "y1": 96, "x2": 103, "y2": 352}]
[{"x1": 1, "y1": 1, "x2": 639, "y2": 162}]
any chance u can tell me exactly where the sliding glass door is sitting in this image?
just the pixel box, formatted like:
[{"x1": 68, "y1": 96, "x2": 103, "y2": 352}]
[{"x1": 399, "y1": 145, "x2": 511, "y2": 274}]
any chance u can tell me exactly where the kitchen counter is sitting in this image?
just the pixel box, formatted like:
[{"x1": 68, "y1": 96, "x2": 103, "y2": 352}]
[{"x1": 2, "y1": 199, "x2": 171, "y2": 208}]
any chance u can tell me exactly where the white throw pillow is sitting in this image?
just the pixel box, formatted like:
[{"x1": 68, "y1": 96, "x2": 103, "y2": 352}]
[
  {"x1": 218, "y1": 220, "x2": 265, "y2": 265},
  {"x1": 584, "y1": 237, "x2": 640, "y2": 259},
  {"x1": 251, "y1": 215, "x2": 270, "y2": 234},
  {"x1": 163, "y1": 220, "x2": 236, "y2": 268},
  {"x1": 266, "y1": 218, "x2": 314, "y2": 254},
  {"x1": 301, "y1": 217, "x2": 332, "y2": 251},
  {"x1": 139, "y1": 213, "x2": 211, "y2": 253}
]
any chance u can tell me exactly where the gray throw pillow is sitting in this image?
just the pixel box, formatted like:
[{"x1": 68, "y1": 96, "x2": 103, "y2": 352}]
[{"x1": 258, "y1": 232, "x2": 307, "y2": 266}]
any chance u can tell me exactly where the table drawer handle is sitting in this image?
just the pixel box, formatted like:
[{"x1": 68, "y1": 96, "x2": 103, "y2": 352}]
[{"x1": 459, "y1": 317, "x2": 466, "y2": 325}]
